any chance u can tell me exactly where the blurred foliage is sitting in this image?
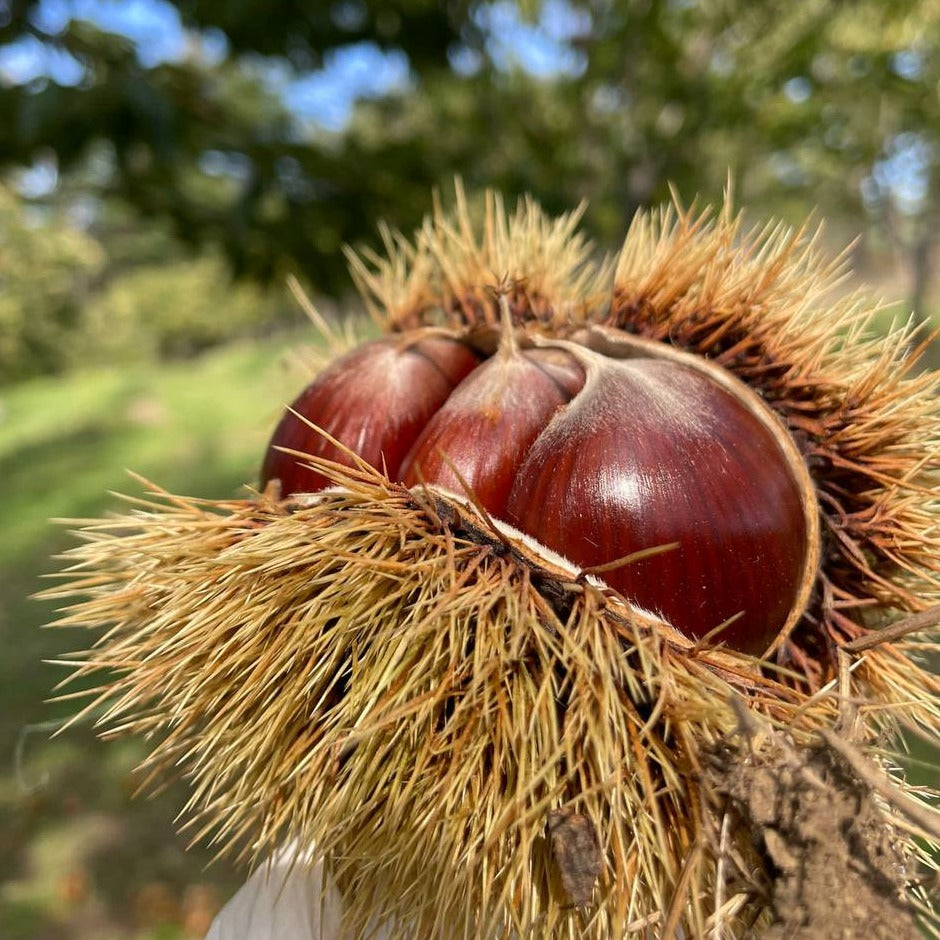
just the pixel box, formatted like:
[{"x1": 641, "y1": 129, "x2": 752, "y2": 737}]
[
  {"x1": 0, "y1": 1, "x2": 472, "y2": 286},
  {"x1": 0, "y1": 182, "x2": 291, "y2": 382},
  {"x1": 79, "y1": 254, "x2": 280, "y2": 363},
  {"x1": 0, "y1": 1, "x2": 937, "y2": 274},
  {"x1": 172, "y1": 0, "x2": 473, "y2": 68},
  {"x1": 1, "y1": 0, "x2": 939, "y2": 363},
  {"x1": 0, "y1": 183, "x2": 103, "y2": 382}
]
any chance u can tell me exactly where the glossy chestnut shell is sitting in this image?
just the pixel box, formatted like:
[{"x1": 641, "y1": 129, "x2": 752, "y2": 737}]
[
  {"x1": 261, "y1": 325, "x2": 819, "y2": 655},
  {"x1": 260, "y1": 333, "x2": 480, "y2": 496}
]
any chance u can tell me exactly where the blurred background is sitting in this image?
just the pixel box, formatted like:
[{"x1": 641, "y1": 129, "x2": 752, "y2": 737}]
[{"x1": 1, "y1": 1, "x2": 938, "y2": 937}]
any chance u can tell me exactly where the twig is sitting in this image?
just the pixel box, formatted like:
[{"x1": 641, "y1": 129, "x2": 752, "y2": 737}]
[{"x1": 841, "y1": 605, "x2": 940, "y2": 653}]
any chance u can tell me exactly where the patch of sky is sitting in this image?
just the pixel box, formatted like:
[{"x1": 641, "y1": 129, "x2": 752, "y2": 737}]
[
  {"x1": 890, "y1": 48, "x2": 923, "y2": 81},
  {"x1": 4, "y1": 0, "x2": 412, "y2": 130},
  {"x1": 3, "y1": 0, "x2": 590, "y2": 130},
  {"x1": 783, "y1": 76, "x2": 811, "y2": 104},
  {"x1": 14, "y1": 155, "x2": 59, "y2": 199},
  {"x1": 0, "y1": 32, "x2": 84, "y2": 85},
  {"x1": 473, "y1": 0, "x2": 590, "y2": 78},
  {"x1": 31, "y1": 0, "x2": 187, "y2": 66},
  {"x1": 283, "y1": 42, "x2": 411, "y2": 132},
  {"x1": 863, "y1": 132, "x2": 934, "y2": 216},
  {"x1": 2, "y1": 0, "x2": 226, "y2": 85}
]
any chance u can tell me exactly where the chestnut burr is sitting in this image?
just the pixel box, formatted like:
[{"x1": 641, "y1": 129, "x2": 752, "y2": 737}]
[{"x1": 49, "y1": 187, "x2": 940, "y2": 940}]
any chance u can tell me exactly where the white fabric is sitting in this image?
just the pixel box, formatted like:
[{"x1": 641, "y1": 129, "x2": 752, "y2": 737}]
[{"x1": 204, "y1": 845, "x2": 398, "y2": 940}]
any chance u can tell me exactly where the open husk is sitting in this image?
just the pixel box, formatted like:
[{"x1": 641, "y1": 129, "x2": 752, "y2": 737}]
[{"x1": 44, "y1": 188, "x2": 940, "y2": 937}]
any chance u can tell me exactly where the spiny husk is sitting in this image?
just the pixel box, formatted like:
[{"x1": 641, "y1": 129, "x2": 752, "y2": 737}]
[
  {"x1": 42, "y1": 466, "x2": 843, "y2": 937},
  {"x1": 43, "y1": 188, "x2": 940, "y2": 937},
  {"x1": 351, "y1": 183, "x2": 608, "y2": 334}
]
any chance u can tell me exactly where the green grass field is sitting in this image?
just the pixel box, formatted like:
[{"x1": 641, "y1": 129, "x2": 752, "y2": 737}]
[{"x1": 0, "y1": 333, "x2": 314, "y2": 939}]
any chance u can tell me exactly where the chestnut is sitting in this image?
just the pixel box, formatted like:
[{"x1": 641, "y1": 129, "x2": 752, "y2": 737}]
[
  {"x1": 262, "y1": 326, "x2": 818, "y2": 655},
  {"x1": 399, "y1": 342, "x2": 585, "y2": 517},
  {"x1": 260, "y1": 332, "x2": 479, "y2": 496},
  {"x1": 505, "y1": 336, "x2": 816, "y2": 655}
]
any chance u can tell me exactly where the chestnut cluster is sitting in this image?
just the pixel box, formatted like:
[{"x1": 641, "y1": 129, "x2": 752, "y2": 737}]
[{"x1": 261, "y1": 327, "x2": 818, "y2": 655}]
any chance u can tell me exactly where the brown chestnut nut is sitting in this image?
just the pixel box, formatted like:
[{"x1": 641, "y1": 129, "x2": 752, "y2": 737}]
[
  {"x1": 399, "y1": 342, "x2": 585, "y2": 517},
  {"x1": 260, "y1": 333, "x2": 479, "y2": 496},
  {"x1": 261, "y1": 327, "x2": 817, "y2": 655},
  {"x1": 505, "y1": 338, "x2": 814, "y2": 655}
]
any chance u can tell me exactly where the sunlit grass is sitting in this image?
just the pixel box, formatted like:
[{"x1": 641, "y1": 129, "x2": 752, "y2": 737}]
[{"x1": 0, "y1": 333, "x2": 313, "y2": 564}]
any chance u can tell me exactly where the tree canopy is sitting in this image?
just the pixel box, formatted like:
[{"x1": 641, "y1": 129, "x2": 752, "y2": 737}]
[{"x1": 0, "y1": 0, "x2": 937, "y2": 325}]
